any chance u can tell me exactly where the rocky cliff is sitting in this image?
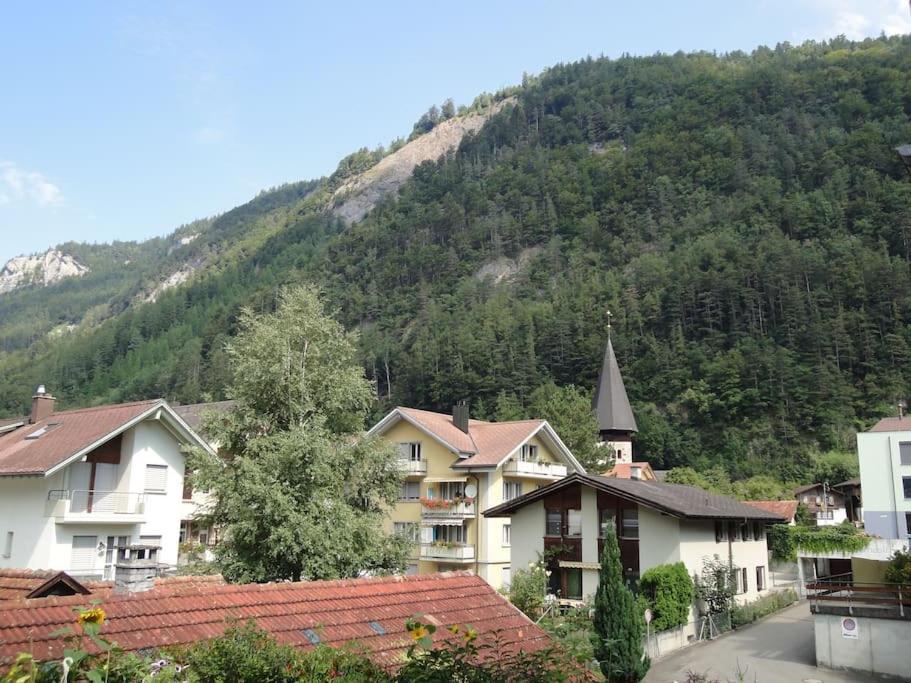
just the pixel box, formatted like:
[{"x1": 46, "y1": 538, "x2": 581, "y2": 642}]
[{"x1": 0, "y1": 250, "x2": 89, "y2": 295}]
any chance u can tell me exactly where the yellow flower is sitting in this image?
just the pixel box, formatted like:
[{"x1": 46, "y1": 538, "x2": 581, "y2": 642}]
[
  {"x1": 447, "y1": 625, "x2": 460, "y2": 635},
  {"x1": 410, "y1": 624, "x2": 429, "y2": 641},
  {"x1": 463, "y1": 627, "x2": 478, "y2": 643},
  {"x1": 77, "y1": 607, "x2": 106, "y2": 627}
]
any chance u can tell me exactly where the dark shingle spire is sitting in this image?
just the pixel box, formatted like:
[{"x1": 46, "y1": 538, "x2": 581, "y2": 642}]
[{"x1": 592, "y1": 337, "x2": 637, "y2": 435}]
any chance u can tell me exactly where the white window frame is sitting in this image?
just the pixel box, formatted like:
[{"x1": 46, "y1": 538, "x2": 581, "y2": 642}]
[
  {"x1": 398, "y1": 481, "x2": 420, "y2": 501},
  {"x1": 398, "y1": 442, "x2": 422, "y2": 462},
  {"x1": 756, "y1": 565, "x2": 766, "y2": 592},
  {"x1": 394, "y1": 521, "x2": 420, "y2": 542},
  {"x1": 502, "y1": 524, "x2": 511, "y2": 547},
  {"x1": 144, "y1": 464, "x2": 168, "y2": 494},
  {"x1": 503, "y1": 480, "x2": 522, "y2": 502},
  {"x1": 520, "y1": 444, "x2": 539, "y2": 462}
]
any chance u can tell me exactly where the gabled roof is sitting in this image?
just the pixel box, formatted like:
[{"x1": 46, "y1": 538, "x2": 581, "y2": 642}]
[
  {"x1": 867, "y1": 416, "x2": 911, "y2": 432},
  {"x1": 483, "y1": 473, "x2": 784, "y2": 522},
  {"x1": 0, "y1": 399, "x2": 215, "y2": 477},
  {"x1": 592, "y1": 338, "x2": 637, "y2": 434},
  {"x1": 368, "y1": 407, "x2": 584, "y2": 472},
  {"x1": 173, "y1": 400, "x2": 236, "y2": 431},
  {"x1": 602, "y1": 462, "x2": 656, "y2": 480},
  {"x1": 743, "y1": 500, "x2": 798, "y2": 521},
  {"x1": 0, "y1": 572, "x2": 550, "y2": 668},
  {"x1": 0, "y1": 569, "x2": 91, "y2": 601}
]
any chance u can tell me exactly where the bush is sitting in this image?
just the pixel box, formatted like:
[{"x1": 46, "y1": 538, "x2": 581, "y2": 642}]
[
  {"x1": 639, "y1": 563, "x2": 695, "y2": 632},
  {"x1": 538, "y1": 605, "x2": 598, "y2": 670},
  {"x1": 885, "y1": 549, "x2": 911, "y2": 585},
  {"x1": 506, "y1": 561, "x2": 550, "y2": 619},
  {"x1": 731, "y1": 589, "x2": 797, "y2": 628},
  {"x1": 769, "y1": 522, "x2": 870, "y2": 561}
]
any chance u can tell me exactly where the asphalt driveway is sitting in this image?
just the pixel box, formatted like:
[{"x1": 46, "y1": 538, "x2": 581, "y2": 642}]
[{"x1": 644, "y1": 601, "x2": 883, "y2": 683}]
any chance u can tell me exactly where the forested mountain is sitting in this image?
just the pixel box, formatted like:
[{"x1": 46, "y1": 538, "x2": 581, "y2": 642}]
[{"x1": 3, "y1": 35, "x2": 911, "y2": 481}]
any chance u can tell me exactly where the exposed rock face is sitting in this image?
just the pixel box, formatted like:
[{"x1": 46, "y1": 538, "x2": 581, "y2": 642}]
[
  {"x1": 0, "y1": 250, "x2": 88, "y2": 294},
  {"x1": 143, "y1": 263, "x2": 198, "y2": 303},
  {"x1": 331, "y1": 99, "x2": 512, "y2": 224},
  {"x1": 473, "y1": 247, "x2": 542, "y2": 285}
]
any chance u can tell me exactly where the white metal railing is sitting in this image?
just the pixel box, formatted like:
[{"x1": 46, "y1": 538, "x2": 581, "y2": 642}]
[
  {"x1": 420, "y1": 500, "x2": 475, "y2": 518},
  {"x1": 504, "y1": 460, "x2": 568, "y2": 477},
  {"x1": 48, "y1": 489, "x2": 145, "y2": 515},
  {"x1": 397, "y1": 459, "x2": 427, "y2": 475},
  {"x1": 420, "y1": 543, "x2": 475, "y2": 560}
]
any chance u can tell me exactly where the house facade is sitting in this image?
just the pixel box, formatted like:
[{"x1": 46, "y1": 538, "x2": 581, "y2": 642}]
[
  {"x1": 485, "y1": 473, "x2": 781, "y2": 607},
  {"x1": 0, "y1": 388, "x2": 214, "y2": 578},
  {"x1": 367, "y1": 404, "x2": 584, "y2": 590},
  {"x1": 857, "y1": 416, "x2": 911, "y2": 540},
  {"x1": 793, "y1": 483, "x2": 847, "y2": 526}
]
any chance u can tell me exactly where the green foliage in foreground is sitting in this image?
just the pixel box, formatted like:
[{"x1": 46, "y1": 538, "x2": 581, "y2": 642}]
[
  {"x1": 639, "y1": 563, "x2": 695, "y2": 632},
  {"x1": 885, "y1": 549, "x2": 911, "y2": 585},
  {"x1": 768, "y1": 521, "x2": 870, "y2": 562},
  {"x1": 504, "y1": 561, "x2": 550, "y2": 619},
  {"x1": 731, "y1": 589, "x2": 798, "y2": 628}
]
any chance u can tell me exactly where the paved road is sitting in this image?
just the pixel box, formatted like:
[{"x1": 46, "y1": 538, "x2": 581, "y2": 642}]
[{"x1": 644, "y1": 601, "x2": 883, "y2": 683}]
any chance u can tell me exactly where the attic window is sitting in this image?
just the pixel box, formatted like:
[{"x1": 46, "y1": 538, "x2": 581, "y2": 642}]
[
  {"x1": 368, "y1": 621, "x2": 386, "y2": 635},
  {"x1": 25, "y1": 422, "x2": 61, "y2": 440},
  {"x1": 302, "y1": 629, "x2": 320, "y2": 645}
]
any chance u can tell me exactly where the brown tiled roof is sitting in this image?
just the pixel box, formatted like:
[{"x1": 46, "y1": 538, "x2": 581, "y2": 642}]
[
  {"x1": 0, "y1": 572, "x2": 550, "y2": 668},
  {"x1": 743, "y1": 500, "x2": 798, "y2": 521},
  {"x1": 485, "y1": 473, "x2": 785, "y2": 521},
  {"x1": 0, "y1": 400, "x2": 162, "y2": 476},
  {"x1": 394, "y1": 407, "x2": 546, "y2": 468},
  {"x1": 868, "y1": 416, "x2": 911, "y2": 432},
  {"x1": 0, "y1": 569, "x2": 90, "y2": 601},
  {"x1": 603, "y1": 462, "x2": 656, "y2": 480},
  {"x1": 173, "y1": 400, "x2": 235, "y2": 431}
]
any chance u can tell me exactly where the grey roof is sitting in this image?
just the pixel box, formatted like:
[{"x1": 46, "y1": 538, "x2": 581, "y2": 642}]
[
  {"x1": 592, "y1": 338, "x2": 637, "y2": 433},
  {"x1": 173, "y1": 400, "x2": 235, "y2": 431},
  {"x1": 483, "y1": 472, "x2": 784, "y2": 522}
]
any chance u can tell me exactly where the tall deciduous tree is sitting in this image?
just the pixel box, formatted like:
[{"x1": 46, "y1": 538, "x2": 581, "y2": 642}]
[
  {"x1": 593, "y1": 525, "x2": 649, "y2": 683},
  {"x1": 190, "y1": 285, "x2": 410, "y2": 582}
]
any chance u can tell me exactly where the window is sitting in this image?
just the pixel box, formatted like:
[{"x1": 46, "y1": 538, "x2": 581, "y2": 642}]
[
  {"x1": 739, "y1": 567, "x2": 748, "y2": 594},
  {"x1": 398, "y1": 481, "x2": 420, "y2": 501},
  {"x1": 900, "y1": 442, "x2": 911, "y2": 466},
  {"x1": 715, "y1": 521, "x2": 724, "y2": 543},
  {"x1": 564, "y1": 568, "x2": 583, "y2": 600},
  {"x1": 727, "y1": 521, "x2": 738, "y2": 542},
  {"x1": 394, "y1": 522, "x2": 419, "y2": 542},
  {"x1": 904, "y1": 477, "x2": 911, "y2": 500},
  {"x1": 70, "y1": 536, "x2": 97, "y2": 572},
  {"x1": 739, "y1": 522, "x2": 749, "y2": 541},
  {"x1": 756, "y1": 566, "x2": 766, "y2": 591},
  {"x1": 816, "y1": 510, "x2": 834, "y2": 520},
  {"x1": 2, "y1": 532, "x2": 12, "y2": 558},
  {"x1": 520, "y1": 444, "x2": 539, "y2": 462},
  {"x1": 502, "y1": 567, "x2": 511, "y2": 587},
  {"x1": 144, "y1": 464, "x2": 168, "y2": 493},
  {"x1": 502, "y1": 524, "x2": 511, "y2": 547},
  {"x1": 103, "y1": 535, "x2": 129, "y2": 579},
  {"x1": 438, "y1": 482, "x2": 464, "y2": 500},
  {"x1": 566, "y1": 509, "x2": 582, "y2": 536},
  {"x1": 398, "y1": 442, "x2": 421, "y2": 461},
  {"x1": 802, "y1": 495, "x2": 809, "y2": 504},
  {"x1": 906, "y1": 513, "x2": 911, "y2": 539},
  {"x1": 503, "y1": 480, "x2": 522, "y2": 501},
  {"x1": 599, "y1": 508, "x2": 616, "y2": 538},
  {"x1": 621, "y1": 508, "x2": 639, "y2": 539},
  {"x1": 432, "y1": 524, "x2": 466, "y2": 544},
  {"x1": 753, "y1": 523, "x2": 763, "y2": 541},
  {"x1": 545, "y1": 509, "x2": 562, "y2": 536}
]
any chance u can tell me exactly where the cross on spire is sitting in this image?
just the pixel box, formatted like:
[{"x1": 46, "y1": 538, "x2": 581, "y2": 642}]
[{"x1": 606, "y1": 308, "x2": 612, "y2": 340}]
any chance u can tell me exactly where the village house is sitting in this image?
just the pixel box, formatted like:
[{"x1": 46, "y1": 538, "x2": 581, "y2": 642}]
[
  {"x1": 367, "y1": 403, "x2": 584, "y2": 590},
  {"x1": 0, "y1": 387, "x2": 214, "y2": 578},
  {"x1": 793, "y1": 482, "x2": 848, "y2": 526}
]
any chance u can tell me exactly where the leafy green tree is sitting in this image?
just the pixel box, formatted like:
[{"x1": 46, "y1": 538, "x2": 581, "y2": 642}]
[
  {"x1": 528, "y1": 382, "x2": 601, "y2": 471},
  {"x1": 505, "y1": 560, "x2": 550, "y2": 619},
  {"x1": 190, "y1": 285, "x2": 410, "y2": 582},
  {"x1": 593, "y1": 524, "x2": 649, "y2": 682},
  {"x1": 638, "y1": 563, "x2": 695, "y2": 632}
]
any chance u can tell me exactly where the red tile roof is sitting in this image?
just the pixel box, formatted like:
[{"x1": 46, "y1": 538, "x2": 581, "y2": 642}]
[
  {"x1": 0, "y1": 400, "x2": 162, "y2": 476},
  {"x1": 393, "y1": 407, "x2": 547, "y2": 468},
  {"x1": 602, "y1": 462, "x2": 656, "y2": 480},
  {"x1": 0, "y1": 569, "x2": 89, "y2": 600},
  {"x1": 868, "y1": 416, "x2": 911, "y2": 432},
  {"x1": 743, "y1": 500, "x2": 798, "y2": 521},
  {"x1": 0, "y1": 572, "x2": 550, "y2": 668}
]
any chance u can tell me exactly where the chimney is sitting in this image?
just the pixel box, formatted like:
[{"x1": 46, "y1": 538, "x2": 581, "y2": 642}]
[
  {"x1": 30, "y1": 385, "x2": 55, "y2": 424},
  {"x1": 114, "y1": 544, "x2": 160, "y2": 594},
  {"x1": 452, "y1": 400, "x2": 470, "y2": 434}
]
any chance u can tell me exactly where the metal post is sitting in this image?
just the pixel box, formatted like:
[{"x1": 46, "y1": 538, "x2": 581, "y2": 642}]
[{"x1": 900, "y1": 584, "x2": 905, "y2": 618}]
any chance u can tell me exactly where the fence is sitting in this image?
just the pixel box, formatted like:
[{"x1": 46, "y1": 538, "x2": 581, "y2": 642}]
[{"x1": 807, "y1": 578, "x2": 910, "y2": 619}]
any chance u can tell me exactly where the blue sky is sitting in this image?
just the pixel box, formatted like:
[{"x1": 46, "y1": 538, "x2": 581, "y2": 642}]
[{"x1": 1, "y1": 0, "x2": 909, "y2": 264}]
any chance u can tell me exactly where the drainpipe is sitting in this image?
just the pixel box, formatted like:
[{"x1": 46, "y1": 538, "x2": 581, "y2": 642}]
[{"x1": 470, "y1": 473, "x2": 481, "y2": 577}]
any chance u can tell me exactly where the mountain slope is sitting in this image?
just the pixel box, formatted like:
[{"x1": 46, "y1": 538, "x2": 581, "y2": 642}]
[{"x1": 2, "y1": 36, "x2": 911, "y2": 481}]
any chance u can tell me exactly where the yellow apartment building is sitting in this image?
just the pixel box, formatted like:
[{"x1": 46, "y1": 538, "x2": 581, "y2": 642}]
[{"x1": 368, "y1": 402, "x2": 584, "y2": 590}]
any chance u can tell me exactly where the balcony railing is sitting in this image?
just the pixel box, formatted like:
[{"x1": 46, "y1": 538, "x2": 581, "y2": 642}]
[
  {"x1": 47, "y1": 490, "x2": 145, "y2": 522},
  {"x1": 396, "y1": 458, "x2": 427, "y2": 476},
  {"x1": 420, "y1": 543, "x2": 475, "y2": 561},
  {"x1": 420, "y1": 499, "x2": 475, "y2": 518},
  {"x1": 807, "y1": 578, "x2": 911, "y2": 620},
  {"x1": 503, "y1": 460, "x2": 567, "y2": 478}
]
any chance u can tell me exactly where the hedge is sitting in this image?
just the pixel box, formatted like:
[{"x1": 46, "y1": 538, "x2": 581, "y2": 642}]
[{"x1": 639, "y1": 562, "x2": 695, "y2": 632}]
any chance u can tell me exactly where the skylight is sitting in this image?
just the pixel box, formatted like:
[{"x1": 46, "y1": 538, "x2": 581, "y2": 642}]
[
  {"x1": 25, "y1": 421, "x2": 60, "y2": 440},
  {"x1": 301, "y1": 629, "x2": 320, "y2": 645},
  {"x1": 368, "y1": 621, "x2": 386, "y2": 635}
]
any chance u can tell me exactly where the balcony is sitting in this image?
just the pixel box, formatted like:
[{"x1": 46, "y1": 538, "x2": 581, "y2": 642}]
[
  {"x1": 420, "y1": 543, "x2": 475, "y2": 562},
  {"x1": 397, "y1": 458, "x2": 427, "y2": 477},
  {"x1": 420, "y1": 499, "x2": 475, "y2": 519},
  {"x1": 503, "y1": 459, "x2": 568, "y2": 479},
  {"x1": 46, "y1": 490, "x2": 145, "y2": 524}
]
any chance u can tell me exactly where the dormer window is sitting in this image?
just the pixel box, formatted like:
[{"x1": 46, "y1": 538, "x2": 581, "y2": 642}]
[{"x1": 519, "y1": 444, "x2": 538, "y2": 462}]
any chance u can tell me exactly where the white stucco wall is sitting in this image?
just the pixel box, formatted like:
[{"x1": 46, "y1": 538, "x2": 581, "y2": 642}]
[
  {"x1": 639, "y1": 507, "x2": 682, "y2": 570},
  {"x1": 679, "y1": 520, "x2": 771, "y2": 603},
  {"x1": 858, "y1": 430, "x2": 911, "y2": 539},
  {"x1": 508, "y1": 499, "x2": 545, "y2": 577}
]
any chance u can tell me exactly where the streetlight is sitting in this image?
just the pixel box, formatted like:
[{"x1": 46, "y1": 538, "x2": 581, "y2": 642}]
[{"x1": 895, "y1": 145, "x2": 911, "y2": 177}]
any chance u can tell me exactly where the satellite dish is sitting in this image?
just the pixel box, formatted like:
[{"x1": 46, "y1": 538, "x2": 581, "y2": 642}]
[{"x1": 464, "y1": 484, "x2": 477, "y2": 498}]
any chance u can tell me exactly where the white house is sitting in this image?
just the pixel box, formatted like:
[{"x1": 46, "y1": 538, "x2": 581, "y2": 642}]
[
  {"x1": 0, "y1": 388, "x2": 215, "y2": 579},
  {"x1": 484, "y1": 472, "x2": 782, "y2": 611},
  {"x1": 857, "y1": 416, "x2": 911, "y2": 541}
]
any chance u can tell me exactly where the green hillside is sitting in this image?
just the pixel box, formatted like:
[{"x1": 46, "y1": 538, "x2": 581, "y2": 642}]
[{"x1": 3, "y1": 36, "x2": 911, "y2": 481}]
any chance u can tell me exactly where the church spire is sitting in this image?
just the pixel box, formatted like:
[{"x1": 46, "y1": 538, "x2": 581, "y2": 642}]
[{"x1": 592, "y1": 320, "x2": 637, "y2": 441}]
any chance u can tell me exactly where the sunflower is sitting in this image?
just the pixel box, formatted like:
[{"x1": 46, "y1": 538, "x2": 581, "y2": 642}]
[
  {"x1": 409, "y1": 624, "x2": 429, "y2": 641},
  {"x1": 77, "y1": 607, "x2": 106, "y2": 627}
]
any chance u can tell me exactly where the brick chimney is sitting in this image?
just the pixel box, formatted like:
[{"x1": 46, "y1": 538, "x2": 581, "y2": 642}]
[
  {"x1": 30, "y1": 385, "x2": 55, "y2": 424},
  {"x1": 114, "y1": 544, "x2": 160, "y2": 594},
  {"x1": 452, "y1": 400, "x2": 470, "y2": 434}
]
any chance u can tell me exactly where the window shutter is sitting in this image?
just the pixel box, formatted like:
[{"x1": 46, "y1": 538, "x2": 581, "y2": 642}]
[
  {"x1": 70, "y1": 536, "x2": 97, "y2": 572},
  {"x1": 420, "y1": 526, "x2": 434, "y2": 544},
  {"x1": 144, "y1": 464, "x2": 168, "y2": 492}
]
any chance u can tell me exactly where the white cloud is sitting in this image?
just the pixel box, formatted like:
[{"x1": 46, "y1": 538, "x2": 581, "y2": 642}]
[
  {"x1": 805, "y1": 0, "x2": 911, "y2": 40},
  {"x1": 0, "y1": 162, "x2": 62, "y2": 207}
]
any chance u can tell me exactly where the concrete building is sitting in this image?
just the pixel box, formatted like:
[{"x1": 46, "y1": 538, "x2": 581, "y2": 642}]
[
  {"x1": 857, "y1": 416, "x2": 911, "y2": 540},
  {"x1": 0, "y1": 388, "x2": 214, "y2": 578},
  {"x1": 484, "y1": 472, "x2": 781, "y2": 608},
  {"x1": 367, "y1": 404, "x2": 584, "y2": 590}
]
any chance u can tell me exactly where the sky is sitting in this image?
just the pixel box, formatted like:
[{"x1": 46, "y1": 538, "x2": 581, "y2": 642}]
[{"x1": 1, "y1": 0, "x2": 910, "y2": 264}]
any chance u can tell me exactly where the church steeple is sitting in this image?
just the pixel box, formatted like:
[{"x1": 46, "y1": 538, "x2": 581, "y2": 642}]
[{"x1": 593, "y1": 314, "x2": 637, "y2": 463}]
